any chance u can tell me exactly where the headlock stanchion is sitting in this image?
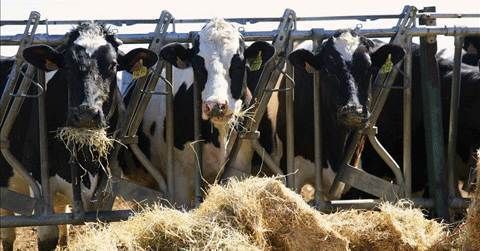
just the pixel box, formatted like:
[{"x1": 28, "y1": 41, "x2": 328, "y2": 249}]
[
  {"x1": 0, "y1": 12, "x2": 44, "y2": 216},
  {"x1": 1, "y1": 6, "x2": 480, "y2": 229},
  {"x1": 220, "y1": 9, "x2": 296, "y2": 181},
  {"x1": 93, "y1": 10, "x2": 174, "y2": 210}
]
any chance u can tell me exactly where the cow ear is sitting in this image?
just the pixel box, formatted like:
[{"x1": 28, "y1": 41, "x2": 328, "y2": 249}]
[
  {"x1": 159, "y1": 43, "x2": 191, "y2": 69},
  {"x1": 288, "y1": 49, "x2": 318, "y2": 74},
  {"x1": 245, "y1": 41, "x2": 275, "y2": 71},
  {"x1": 23, "y1": 45, "x2": 63, "y2": 72},
  {"x1": 370, "y1": 44, "x2": 405, "y2": 68},
  {"x1": 118, "y1": 48, "x2": 158, "y2": 73}
]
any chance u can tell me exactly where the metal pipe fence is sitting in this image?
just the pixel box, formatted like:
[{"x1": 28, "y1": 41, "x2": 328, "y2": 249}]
[{"x1": 1, "y1": 6, "x2": 479, "y2": 229}]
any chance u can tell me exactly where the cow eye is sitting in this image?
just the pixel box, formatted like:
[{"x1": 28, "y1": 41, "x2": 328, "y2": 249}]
[{"x1": 109, "y1": 61, "x2": 117, "y2": 71}]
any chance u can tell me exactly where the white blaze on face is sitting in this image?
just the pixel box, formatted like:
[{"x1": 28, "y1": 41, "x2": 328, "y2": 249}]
[
  {"x1": 197, "y1": 18, "x2": 242, "y2": 116},
  {"x1": 73, "y1": 28, "x2": 108, "y2": 57},
  {"x1": 333, "y1": 32, "x2": 360, "y2": 62}
]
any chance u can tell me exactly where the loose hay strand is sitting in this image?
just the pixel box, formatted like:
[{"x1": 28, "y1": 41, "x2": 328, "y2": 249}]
[
  {"x1": 56, "y1": 127, "x2": 116, "y2": 160},
  {"x1": 463, "y1": 149, "x2": 480, "y2": 250}
]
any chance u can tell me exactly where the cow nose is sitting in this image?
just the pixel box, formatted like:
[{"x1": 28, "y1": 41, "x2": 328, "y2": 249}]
[
  {"x1": 204, "y1": 101, "x2": 228, "y2": 118},
  {"x1": 71, "y1": 105, "x2": 104, "y2": 128},
  {"x1": 337, "y1": 103, "x2": 366, "y2": 128}
]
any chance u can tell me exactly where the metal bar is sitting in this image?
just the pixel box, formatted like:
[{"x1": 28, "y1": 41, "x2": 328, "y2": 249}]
[
  {"x1": 37, "y1": 70, "x2": 52, "y2": 214},
  {"x1": 419, "y1": 36, "x2": 449, "y2": 220},
  {"x1": 312, "y1": 39, "x2": 325, "y2": 208},
  {"x1": 250, "y1": 139, "x2": 283, "y2": 175},
  {"x1": 165, "y1": 63, "x2": 175, "y2": 200},
  {"x1": 403, "y1": 35, "x2": 413, "y2": 198},
  {"x1": 0, "y1": 66, "x2": 42, "y2": 200},
  {"x1": 0, "y1": 11, "x2": 40, "y2": 127},
  {"x1": 0, "y1": 188, "x2": 37, "y2": 215},
  {"x1": 2, "y1": 12, "x2": 479, "y2": 27},
  {"x1": 0, "y1": 210, "x2": 134, "y2": 228},
  {"x1": 2, "y1": 27, "x2": 479, "y2": 46},
  {"x1": 129, "y1": 143, "x2": 168, "y2": 193},
  {"x1": 193, "y1": 77, "x2": 203, "y2": 207},
  {"x1": 321, "y1": 197, "x2": 469, "y2": 212},
  {"x1": 285, "y1": 43, "x2": 295, "y2": 190},
  {"x1": 69, "y1": 159, "x2": 84, "y2": 217},
  {"x1": 446, "y1": 35, "x2": 464, "y2": 197}
]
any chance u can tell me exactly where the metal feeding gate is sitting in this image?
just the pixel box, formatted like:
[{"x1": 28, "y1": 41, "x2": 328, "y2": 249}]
[{"x1": 0, "y1": 5, "x2": 479, "y2": 231}]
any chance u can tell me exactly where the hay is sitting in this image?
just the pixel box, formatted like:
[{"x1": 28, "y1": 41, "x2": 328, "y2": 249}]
[
  {"x1": 68, "y1": 177, "x2": 448, "y2": 251},
  {"x1": 56, "y1": 127, "x2": 116, "y2": 160},
  {"x1": 326, "y1": 201, "x2": 447, "y2": 250},
  {"x1": 463, "y1": 149, "x2": 480, "y2": 250}
]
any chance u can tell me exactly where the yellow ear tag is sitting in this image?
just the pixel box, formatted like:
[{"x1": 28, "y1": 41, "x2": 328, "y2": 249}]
[
  {"x1": 249, "y1": 51, "x2": 263, "y2": 71},
  {"x1": 380, "y1": 53, "x2": 393, "y2": 74},
  {"x1": 132, "y1": 59, "x2": 148, "y2": 79}
]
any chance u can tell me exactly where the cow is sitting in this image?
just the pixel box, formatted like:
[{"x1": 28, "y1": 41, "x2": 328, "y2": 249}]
[
  {"x1": 358, "y1": 46, "x2": 480, "y2": 199},
  {"x1": 0, "y1": 22, "x2": 157, "y2": 250},
  {"x1": 279, "y1": 30, "x2": 405, "y2": 200},
  {"x1": 463, "y1": 35, "x2": 480, "y2": 66},
  {"x1": 120, "y1": 18, "x2": 278, "y2": 207}
]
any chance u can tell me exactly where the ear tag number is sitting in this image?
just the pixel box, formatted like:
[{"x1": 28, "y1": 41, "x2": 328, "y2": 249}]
[
  {"x1": 132, "y1": 59, "x2": 148, "y2": 79},
  {"x1": 249, "y1": 51, "x2": 263, "y2": 71},
  {"x1": 380, "y1": 53, "x2": 393, "y2": 74}
]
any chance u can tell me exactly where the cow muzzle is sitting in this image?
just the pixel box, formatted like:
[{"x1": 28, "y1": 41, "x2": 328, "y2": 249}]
[
  {"x1": 337, "y1": 104, "x2": 368, "y2": 128},
  {"x1": 202, "y1": 101, "x2": 232, "y2": 123},
  {"x1": 69, "y1": 104, "x2": 106, "y2": 129}
]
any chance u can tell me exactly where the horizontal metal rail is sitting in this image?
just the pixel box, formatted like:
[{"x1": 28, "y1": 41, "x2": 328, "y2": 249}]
[
  {"x1": 1, "y1": 13, "x2": 479, "y2": 26},
  {"x1": 0, "y1": 210, "x2": 134, "y2": 228},
  {"x1": 322, "y1": 197, "x2": 470, "y2": 212},
  {"x1": 1, "y1": 27, "x2": 480, "y2": 46}
]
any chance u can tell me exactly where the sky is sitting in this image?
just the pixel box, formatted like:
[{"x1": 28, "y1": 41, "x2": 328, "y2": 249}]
[{"x1": 1, "y1": 0, "x2": 479, "y2": 56}]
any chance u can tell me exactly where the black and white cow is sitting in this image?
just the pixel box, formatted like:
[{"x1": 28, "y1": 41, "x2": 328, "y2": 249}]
[
  {"x1": 281, "y1": 30, "x2": 405, "y2": 199},
  {"x1": 121, "y1": 18, "x2": 278, "y2": 207},
  {"x1": 463, "y1": 35, "x2": 480, "y2": 66},
  {"x1": 0, "y1": 22, "x2": 157, "y2": 250},
  {"x1": 359, "y1": 46, "x2": 480, "y2": 199}
]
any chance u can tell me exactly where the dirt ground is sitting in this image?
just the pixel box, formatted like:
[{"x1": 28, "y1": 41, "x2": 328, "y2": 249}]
[{"x1": 1, "y1": 198, "x2": 133, "y2": 251}]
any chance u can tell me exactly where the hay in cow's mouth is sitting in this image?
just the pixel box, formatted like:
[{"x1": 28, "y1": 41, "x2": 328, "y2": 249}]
[{"x1": 56, "y1": 127, "x2": 115, "y2": 161}]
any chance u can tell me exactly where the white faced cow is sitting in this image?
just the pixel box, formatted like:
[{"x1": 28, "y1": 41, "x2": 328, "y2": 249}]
[{"x1": 121, "y1": 18, "x2": 278, "y2": 207}]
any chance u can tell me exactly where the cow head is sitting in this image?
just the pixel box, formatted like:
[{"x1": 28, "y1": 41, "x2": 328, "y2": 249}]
[
  {"x1": 289, "y1": 30, "x2": 405, "y2": 129},
  {"x1": 23, "y1": 22, "x2": 157, "y2": 129},
  {"x1": 159, "y1": 18, "x2": 274, "y2": 126}
]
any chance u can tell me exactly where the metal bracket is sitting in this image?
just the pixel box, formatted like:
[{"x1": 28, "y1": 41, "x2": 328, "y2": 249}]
[
  {"x1": 220, "y1": 9, "x2": 296, "y2": 180},
  {"x1": 93, "y1": 10, "x2": 174, "y2": 210},
  {"x1": 329, "y1": 5, "x2": 417, "y2": 200}
]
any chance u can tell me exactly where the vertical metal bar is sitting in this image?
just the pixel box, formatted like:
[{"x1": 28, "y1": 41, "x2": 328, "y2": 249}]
[
  {"x1": 403, "y1": 35, "x2": 413, "y2": 198},
  {"x1": 312, "y1": 39, "x2": 325, "y2": 207},
  {"x1": 193, "y1": 79, "x2": 203, "y2": 206},
  {"x1": 37, "y1": 70, "x2": 52, "y2": 214},
  {"x1": 165, "y1": 63, "x2": 175, "y2": 200},
  {"x1": 447, "y1": 35, "x2": 464, "y2": 198},
  {"x1": 69, "y1": 159, "x2": 84, "y2": 217},
  {"x1": 285, "y1": 41, "x2": 295, "y2": 190},
  {"x1": 419, "y1": 36, "x2": 449, "y2": 220}
]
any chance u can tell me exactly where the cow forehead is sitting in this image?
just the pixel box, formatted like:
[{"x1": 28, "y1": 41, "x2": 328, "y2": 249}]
[
  {"x1": 197, "y1": 18, "x2": 242, "y2": 68},
  {"x1": 73, "y1": 31, "x2": 108, "y2": 57},
  {"x1": 333, "y1": 32, "x2": 360, "y2": 62}
]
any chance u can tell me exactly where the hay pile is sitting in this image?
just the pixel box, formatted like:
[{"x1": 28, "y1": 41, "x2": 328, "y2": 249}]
[
  {"x1": 463, "y1": 149, "x2": 480, "y2": 250},
  {"x1": 69, "y1": 177, "x2": 448, "y2": 250}
]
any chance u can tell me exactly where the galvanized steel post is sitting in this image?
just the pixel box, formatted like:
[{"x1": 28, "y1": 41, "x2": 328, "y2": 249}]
[{"x1": 419, "y1": 35, "x2": 449, "y2": 220}]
